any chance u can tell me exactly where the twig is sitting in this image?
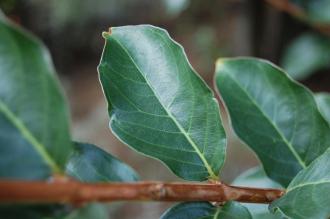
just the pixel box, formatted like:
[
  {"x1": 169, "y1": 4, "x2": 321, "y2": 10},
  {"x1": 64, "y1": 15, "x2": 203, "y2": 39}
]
[
  {"x1": 0, "y1": 180, "x2": 284, "y2": 205},
  {"x1": 265, "y1": 0, "x2": 330, "y2": 37}
]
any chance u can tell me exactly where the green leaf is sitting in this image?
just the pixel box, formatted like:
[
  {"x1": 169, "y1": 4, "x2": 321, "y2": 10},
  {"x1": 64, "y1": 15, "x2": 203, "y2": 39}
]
[
  {"x1": 160, "y1": 201, "x2": 252, "y2": 219},
  {"x1": 98, "y1": 25, "x2": 226, "y2": 181},
  {"x1": 64, "y1": 204, "x2": 108, "y2": 219},
  {"x1": 215, "y1": 57, "x2": 330, "y2": 186},
  {"x1": 270, "y1": 148, "x2": 330, "y2": 219},
  {"x1": 233, "y1": 167, "x2": 282, "y2": 219},
  {"x1": 290, "y1": 0, "x2": 330, "y2": 24},
  {"x1": 66, "y1": 142, "x2": 139, "y2": 182},
  {"x1": 281, "y1": 33, "x2": 330, "y2": 80},
  {"x1": 0, "y1": 12, "x2": 71, "y2": 179},
  {"x1": 315, "y1": 93, "x2": 330, "y2": 125}
]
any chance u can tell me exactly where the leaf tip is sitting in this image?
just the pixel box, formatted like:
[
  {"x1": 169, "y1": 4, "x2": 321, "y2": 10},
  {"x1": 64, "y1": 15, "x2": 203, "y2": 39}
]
[{"x1": 102, "y1": 27, "x2": 112, "y2": 39}]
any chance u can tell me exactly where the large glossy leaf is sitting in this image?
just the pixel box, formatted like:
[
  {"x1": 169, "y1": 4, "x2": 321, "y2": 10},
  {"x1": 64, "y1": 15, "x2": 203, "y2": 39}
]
[
  {"x1": 281, "y1": 33, "x2": 330, "y2": 80},
  {"x1": 315, "y1": 93, "x2": 330, "y2": 125},
  {"x1": 160, "y1": 201, "x2": 252, "y2": 219},
  {"x1": 66, "y1": 142, "x2": 139, "y2": 182},
  {"x1": 215, "y1": 58, "x2": 330, "y2": 186},
  {"x1": 270, "y1": 148, "x2": 330, "y2": 219},
  {"x1": 98, "y1": 25, "x2": 226, "y2": 181},
  {"x1": 233, "y1": 167, "x2": 282, "y2": 219},
  {"x1": 0, "y1": 13, "x2": 71, "y2": 179}
]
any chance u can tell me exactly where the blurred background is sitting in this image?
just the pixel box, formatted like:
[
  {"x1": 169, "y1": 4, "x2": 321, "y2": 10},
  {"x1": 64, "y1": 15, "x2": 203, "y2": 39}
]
[{"x1": 1, "y1": 0, "x2": 330, "y2": 218}]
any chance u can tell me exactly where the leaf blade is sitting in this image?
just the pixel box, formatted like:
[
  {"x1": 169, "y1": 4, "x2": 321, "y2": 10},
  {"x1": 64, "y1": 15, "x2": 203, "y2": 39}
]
[
  {"x1": 215, "y1": 57, "x2": 330, "y2": 186},
  {"x1": 66, "y1": 142, "x2": 139, "y2": 182},
  {"x1": 315, "y1": 92, "x2": 330, "y2": 125},
  {"x1": 160, "y1": 201, "x2": 252, "y2": 219},
  {"x1": 270, "y1": 148, "x2": 330, "y2": 219},
  {"x1": 99, "y1": 25, "x2": 226, "y2": 181},
  {"x1": 0, "y1": 14, "x2": 72, "y2": 179}
]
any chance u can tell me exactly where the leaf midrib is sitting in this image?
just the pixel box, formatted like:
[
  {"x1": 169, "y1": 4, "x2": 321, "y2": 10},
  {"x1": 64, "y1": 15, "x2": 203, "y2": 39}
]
[
  {"x1": 0, "y1": 100, "x2": 60, "y2": 172},
  {"x1": 223, "y1": 72, "x2": 307, "y2": 169},
  {"x1": 109, "y1": 35, "x2": 218, "y2": 180}
]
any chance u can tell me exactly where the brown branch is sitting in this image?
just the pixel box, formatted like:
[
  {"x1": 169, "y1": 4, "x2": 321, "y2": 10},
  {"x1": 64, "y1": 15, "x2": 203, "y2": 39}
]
[
  {"x1": 265, "y1": 0, "x2": 330, "y2": 37},
  {"x1": 0, "y1": 179, "x2": 284, "y2": 205}
]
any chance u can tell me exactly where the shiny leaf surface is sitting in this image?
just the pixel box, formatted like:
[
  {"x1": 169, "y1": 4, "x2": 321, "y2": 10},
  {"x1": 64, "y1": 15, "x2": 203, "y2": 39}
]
[
  {"x1": 281, "y1": 33, "x2": 330, "y2": 80},
  {"x1": 0, "y1": 13, "x2": 71, "y2": 179},
  {"x1": 99, "y1": 25, "x2": 226, "y2": 181},
  {"x1": 271, "y1": 148, "x2": 330, "y2": 219},
  {"x1": 315, "y1": 93, "x2": 330, "y2": 125},
  {"x1": 215, "y1": 58, "x2": 330, "y2": 186},
  {"x1": 160, "y1": 201, "x2": 252, "y2": 219},
  {"x1": 66, "y1": 142, "x2": 139, "y2": 182}
]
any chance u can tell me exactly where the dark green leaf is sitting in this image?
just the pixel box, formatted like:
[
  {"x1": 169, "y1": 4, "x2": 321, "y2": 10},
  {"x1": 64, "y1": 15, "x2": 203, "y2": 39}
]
[
  {"x1": 315, "y1": 93, "x2": 330, "y2": 125},
  {"x1": 281, "y1": 33, "x2": 330, "y2": 80},
  {"x1": 270, "y1": 148, "x2": 330, "y2": 219},
  {"x1": 215, "y1": 58, "x2": 330, "y2": 186},
  {"x1": 233, "y1": 167, "x2": 282, "y2": 219},
  {"x1": 98, "y1": 25, "x2": 226, "y2": 181},
  {"x1": 0, "y1": 12, "x2": 71, "y2": 179},
  {"x1": 66, "y1": 142, "x2": 138, "y2": 182},
  {"x1": 160, "y1": 201, "x2": 252, "y2": 219}
]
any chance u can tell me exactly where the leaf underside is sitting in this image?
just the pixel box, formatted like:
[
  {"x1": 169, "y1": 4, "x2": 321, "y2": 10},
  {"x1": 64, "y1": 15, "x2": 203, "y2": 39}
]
[
  {"x1": 215, "y1": 58, "x2": 330, "y2": 186},
  {"x1": 99, "y1": 25, "x2": 226, "y2": 181}
]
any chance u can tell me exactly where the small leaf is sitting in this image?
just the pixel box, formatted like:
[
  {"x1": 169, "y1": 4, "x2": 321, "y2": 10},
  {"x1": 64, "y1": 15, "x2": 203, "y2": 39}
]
[
  {"x1": 0, "y1": 12, "x2": 71, "y2": 179},
  {"x1": 281, "y1": 33, "x2": 330, "y2": 80},
  {"x1": 66, "y1": 142, "x2": 139, "y2": 182},
  {"x1": 270, "y1": 148, "x2": 330, "y2": 219},
  {"x1": 160, "y1": 201, "x2": 252, "y2": 219},
  {"x1": 233, "y1": 167, "x2": 282, "y2": 219},
  {"x1": 315, "y1": 93, "x2": 330, "y2": 125},
  {"x1": 99, "y1": 25, "x2": 226, "y2": 181},
  {"x1": 215, "y1": 58, "x2": 330, "y2": 186}
]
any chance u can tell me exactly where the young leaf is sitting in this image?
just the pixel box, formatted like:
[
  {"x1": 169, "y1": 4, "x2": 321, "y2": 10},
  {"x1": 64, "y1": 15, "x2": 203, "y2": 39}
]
[
  {"x1": 0, "y1": 13, "x2": 71, "y2": 179},
  {"x1": 281, "y1": 33, "x2": 330, "y2": 80},
  {"x1": 233, "y1": 167, "x2": 282, "y2": 219},
  {"x1": 160, "y1": 201, "x2": 252, "y2": 219},
  {"x1": 66, "y1": 142, "x2": 139, "y2": 182},
  {"x1": 315, "y1": 93, "x2": 330, "y2": 125},
  {"x1": 215, "y1": 58, "x2": 330, "y2": 186},
  {"x1": 98, "y1": 25, "x2": 226, "y2": 181},
  {"x1": 270, "y1": 148, "x2": 330, "y2": 219}
]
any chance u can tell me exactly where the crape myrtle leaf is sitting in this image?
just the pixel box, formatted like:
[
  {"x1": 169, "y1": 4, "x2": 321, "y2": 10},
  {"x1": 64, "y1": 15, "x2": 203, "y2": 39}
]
[
  {"x1": 98, "y1": 25, "x2": 226, "y2": 181},
  {"x1": 290, "y1": 0, "x2": 330, "y2": 24},
  {"x1": 66, "y1": 142, "x2": 139, "y2": 182},
  {"x1": 270, "y1": 148, "x2": 330, "y2": 219},
  {"x1": 160, "y1": 201, "x2": 252, "y2": 219},
  {"x1": 215, "y1": 58, "x2": 330, "y2": 186},
  {"x1": 281, "y1": 33, "x2": 330, "y2": 80},
  {"x1": 315, "y1": 93, "x2": 330, "y2": 125},
  {"x1": 233, "y1": 167, "x2": 282, "y2": 219},
  {"x1": 0, "y1": 13, "x2": 71, "y2": 179}
]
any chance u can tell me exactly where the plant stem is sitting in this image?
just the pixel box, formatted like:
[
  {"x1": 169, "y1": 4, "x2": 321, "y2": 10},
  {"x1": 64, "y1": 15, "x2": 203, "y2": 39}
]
[
  {"x1": 265, "y1": 0, "x2": 330, "y2": 37},
  {"x1": 0, "y1": 179, "x2": 284, "y2": 205}
]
